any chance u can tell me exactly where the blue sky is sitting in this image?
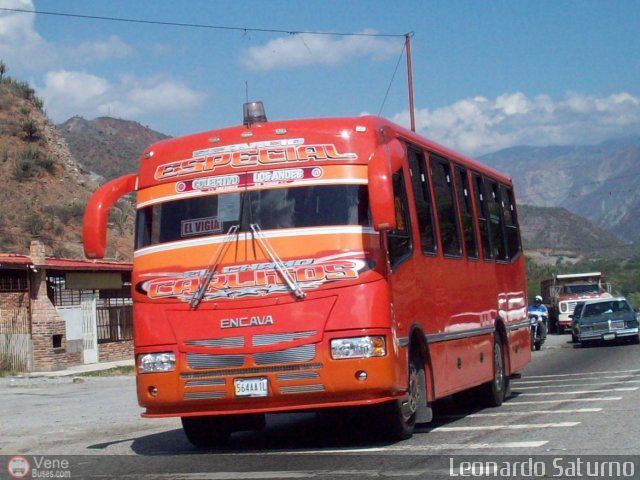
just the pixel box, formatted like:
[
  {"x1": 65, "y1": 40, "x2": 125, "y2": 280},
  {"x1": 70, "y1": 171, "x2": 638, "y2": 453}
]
[{"x1": 1, "y1": 0, "x2": 639, "y2": 156}]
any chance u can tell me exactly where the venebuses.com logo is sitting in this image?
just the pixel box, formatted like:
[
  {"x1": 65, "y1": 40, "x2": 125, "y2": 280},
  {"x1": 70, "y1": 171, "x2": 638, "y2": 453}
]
[
  {"x1": 7, "y1": 455, "x2": 71, "y2": 479},
  {"x1": 7, "y1": 456, "x2": 30, "y2": 479}
]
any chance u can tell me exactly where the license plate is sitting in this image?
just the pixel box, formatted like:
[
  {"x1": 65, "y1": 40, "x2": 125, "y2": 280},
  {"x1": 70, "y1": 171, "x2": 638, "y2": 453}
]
[
  {"x1": 234, "y1": 377, "x2": 268, "y2": 397},
  {"x1": 602, "y1": 333, "x2": 616, "y2": 341}
]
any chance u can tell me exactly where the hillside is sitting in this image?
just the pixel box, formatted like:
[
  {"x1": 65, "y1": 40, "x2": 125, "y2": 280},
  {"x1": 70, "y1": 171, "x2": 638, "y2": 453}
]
[
  {"x1": 0, "y1": 75, "x2": 134, "y2": 260},
  {"x1": 57, "y1": 116, "x2": 169, "y2": 181},
  {"x1": 479, "y1": 139, "x2": 640, "y2": 243},
  {"x1": 518, "y1": 204, "x2": 633, "y2": 264}
]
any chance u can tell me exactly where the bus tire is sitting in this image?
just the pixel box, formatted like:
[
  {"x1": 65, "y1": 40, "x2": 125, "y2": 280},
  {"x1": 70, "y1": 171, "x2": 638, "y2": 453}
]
[
  {"x1": 477, "y1": 335, "x2": 507, "y2": 407},
  {"x1": 181, "y1": 416, "x2": 232, "y2": 448},
  {"x1": 376, "y1": 349, "x2": 424, "y2": 440}
]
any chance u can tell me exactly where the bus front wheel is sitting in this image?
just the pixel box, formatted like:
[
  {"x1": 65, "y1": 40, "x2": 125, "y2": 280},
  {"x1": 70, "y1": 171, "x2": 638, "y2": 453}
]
[
  {"x1": 181, "y1": 416, "x2": 232, "y2": 448},
  {"x1": 376, "y1": 349, "x2": 425, "y2": 440}
]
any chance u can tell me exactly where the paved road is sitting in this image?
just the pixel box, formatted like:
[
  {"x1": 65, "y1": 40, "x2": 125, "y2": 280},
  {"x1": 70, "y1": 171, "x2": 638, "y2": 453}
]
[{"x1": 2, "y1": 333, "x2": 639, "y2": 479}]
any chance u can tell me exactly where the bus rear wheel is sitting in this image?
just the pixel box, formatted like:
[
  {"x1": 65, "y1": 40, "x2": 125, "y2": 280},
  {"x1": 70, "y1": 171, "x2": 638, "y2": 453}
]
[{"x1": 477, "y1": 335, "x2": 507, "y2": 407}]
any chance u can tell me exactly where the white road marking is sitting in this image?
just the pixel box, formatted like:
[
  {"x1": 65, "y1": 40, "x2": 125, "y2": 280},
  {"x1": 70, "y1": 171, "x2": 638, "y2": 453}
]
[
  {"x1": 521, "y1": 369, "x2": 640, "y2": 379},
  {"x1": 430, "y1": 421, "x2": 579, "y2": 432},
  {"x1": 515, "y1": 380, "x2": 640, "y2": 389},
  {"x1": 216, "y1": 440, "x2": 550, "y2": 456},
  {"x1": 503, "y1": 397, "x2": 621, "y2": 405},
  {"x1": 514, "y1": 374, "x2": 640, "y2": 385},
  {"x1": 439, "y1": 408, "x2": 601, "y2": 418},
  {"x1": 518, "y1": 387, "x2": 638, "y2": 396}
]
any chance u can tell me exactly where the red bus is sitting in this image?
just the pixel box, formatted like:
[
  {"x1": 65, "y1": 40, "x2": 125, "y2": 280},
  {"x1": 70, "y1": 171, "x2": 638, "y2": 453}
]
[{"x1": 83, "y1": 103, "x2": 530, "y2": 447}]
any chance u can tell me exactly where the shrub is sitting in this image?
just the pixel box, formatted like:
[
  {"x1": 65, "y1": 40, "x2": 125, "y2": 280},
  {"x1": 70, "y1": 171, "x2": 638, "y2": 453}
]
[
  {"x1": 12, "y1": 155, "x2": 34, "y2": 181},
  {"x1": 35, "y1": 154, "x2": 55, "y2": 174},
  {"x1": 44, "y1": 201, "x2": 85, "y2": 224},
  {"x1": 20, "y1": 117, "x2": 38, "y2": 141},
  {"x1": 32, "y1": 95, "x2": 44, "y2": 111},
  {"x1": 25, "y1": 213, "x2": 44, "y2": 235},
  {"x1": 11, "y1": 147, "x2": 55, "y2": 180}
]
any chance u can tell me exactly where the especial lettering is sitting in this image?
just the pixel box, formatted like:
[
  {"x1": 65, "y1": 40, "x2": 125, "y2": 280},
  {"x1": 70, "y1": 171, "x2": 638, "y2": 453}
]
[{"x1": 155, "y1": 141, "x2": 357, "y2": 180}]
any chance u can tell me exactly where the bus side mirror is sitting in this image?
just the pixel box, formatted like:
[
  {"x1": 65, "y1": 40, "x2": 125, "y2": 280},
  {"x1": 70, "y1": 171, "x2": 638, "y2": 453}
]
[
  {"x1": 83, "y1": 174, "x2": 138, "y2": 259},
  {"x1": 368, "y1": 139, "x2": 405, "y2": 231}
]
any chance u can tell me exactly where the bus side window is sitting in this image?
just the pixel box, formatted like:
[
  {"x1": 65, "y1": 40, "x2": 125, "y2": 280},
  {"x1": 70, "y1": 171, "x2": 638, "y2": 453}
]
[
  {"x1": 473, "y1": 173, "x2": 493, "y2": 261},
  {"x1": 501, "y1": 185, "x2": 521, "y2": 259},
  {"x1": 487, "y1": 180, "x2": 507, "y2": 261},
  {"x1": 387, "y1": 169, "x2": 413, "y2": 269},
  {"x1": 407, "y1": 146, "x2": 437, "y2": 255},
  {"x1": 455, "y1": 166, "x2": 478, "y2": 259},
  {"x1": 430, "y1": 154, "x2": 462, "y2": 257}
]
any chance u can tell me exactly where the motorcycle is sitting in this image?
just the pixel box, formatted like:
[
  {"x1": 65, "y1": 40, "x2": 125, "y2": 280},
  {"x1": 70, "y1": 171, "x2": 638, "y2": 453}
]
[{"x1": 529, "y1": 311, "x2": 547, "y2": 351}]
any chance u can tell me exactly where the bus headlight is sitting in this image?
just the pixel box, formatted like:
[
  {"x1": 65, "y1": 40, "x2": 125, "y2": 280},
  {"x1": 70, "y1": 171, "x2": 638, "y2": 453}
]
[
  {"x1": 330, "y1": 336, "x2": 386, "y2": 359},
  {"x1": 138, "y1": 352, "x2": 176, "y2": 373}
]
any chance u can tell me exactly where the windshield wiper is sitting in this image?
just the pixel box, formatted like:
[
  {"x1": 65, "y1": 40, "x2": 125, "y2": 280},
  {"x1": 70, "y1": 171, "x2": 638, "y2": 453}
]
[
  {"x1": 250, "y1": 223, "x2": 306, "y2": 299},
  {"x1": 190, "y1": 225, "x2": 240, "y2": 309}
]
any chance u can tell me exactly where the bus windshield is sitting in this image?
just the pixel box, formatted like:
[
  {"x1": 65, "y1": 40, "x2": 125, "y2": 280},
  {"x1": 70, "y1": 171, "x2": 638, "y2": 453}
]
[
  {"x1": 135, "y1": 184, "x2": 370, "y2": 249},
  {"x1": 563, "y1": 284, "x2": 600, "y2": 295}
]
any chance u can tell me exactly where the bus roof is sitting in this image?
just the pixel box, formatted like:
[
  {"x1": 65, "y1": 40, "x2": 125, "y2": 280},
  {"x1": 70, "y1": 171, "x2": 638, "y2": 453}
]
[{"x1": 136, "y1": 115, "x2": 513, "y2": 188}]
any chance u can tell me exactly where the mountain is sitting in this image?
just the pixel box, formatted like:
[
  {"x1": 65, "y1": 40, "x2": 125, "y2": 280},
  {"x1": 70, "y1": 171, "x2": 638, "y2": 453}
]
[
  {"x1": 479, "y1": 138, "x2": 640, "y2": 243},
  {"x1": 518, "y1": 205, "x2": 633, "y2": 263},
  {"x1": 56, "y1": 116, "x2": 635, "y2": 260},
  {"x1": 57, "y1": 116, "x2": 169, "y2": 181},
  {"x1": 0, "y1": 76, "x2": 133, "y2": 260},
  {"x1": 1, "y1": 66, "x2": 633, "y2": 262}
]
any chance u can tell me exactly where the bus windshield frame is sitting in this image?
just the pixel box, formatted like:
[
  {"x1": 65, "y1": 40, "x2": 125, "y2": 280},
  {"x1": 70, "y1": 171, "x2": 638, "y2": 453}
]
[{"x1": 135, "y1": 183, "x2": 371, "y2": 250}]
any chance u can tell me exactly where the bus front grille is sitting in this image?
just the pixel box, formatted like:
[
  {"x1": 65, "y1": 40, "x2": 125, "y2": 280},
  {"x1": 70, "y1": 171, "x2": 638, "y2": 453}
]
[
  {"x1": 253, "y1": 344, "x2": 316, "y2": 365},
  {"x1": 184, "y1": 391, "x2": 226, "y2": 400},
  {"x1": 186, "y1": 344, "x2": 316, "y2": 370},
  {"x1": 187, "y1": 353, "x2": 245, "y2": 369},
  {"x1": 280, "y1": 384, "x2": 326, "y2": 394}
]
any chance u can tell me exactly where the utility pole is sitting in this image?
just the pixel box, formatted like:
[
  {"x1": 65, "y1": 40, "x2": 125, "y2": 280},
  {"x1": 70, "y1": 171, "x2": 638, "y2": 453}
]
[{"x1": 405, "y1": 33, "x2": 415, "y2": 132}]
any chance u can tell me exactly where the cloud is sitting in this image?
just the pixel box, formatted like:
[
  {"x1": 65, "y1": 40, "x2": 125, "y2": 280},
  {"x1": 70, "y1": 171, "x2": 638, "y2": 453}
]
[
  {"x1": 390, "y1": 92, "x2": 640, "y2": 156},
  {"x1": 240, "y1": 31, "x2": 400, "y2": 71},
  {"x1": 66, "y1": 35, "x2": 134, "y2": 63},
  {"x1": 0, "y1": 0, "x2": 133, "y2": 70},
  {"x1": 0, "y1": 0, "x2": 54, "y2": 69},
  {"x1": 40, "y1": 70, "x2": 206, "y2": 122}
]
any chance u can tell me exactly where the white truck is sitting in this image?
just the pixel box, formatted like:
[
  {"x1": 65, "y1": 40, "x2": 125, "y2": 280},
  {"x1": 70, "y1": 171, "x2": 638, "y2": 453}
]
[{"x1": 541, "y1": 272, "x2": 612, "y2": 333}]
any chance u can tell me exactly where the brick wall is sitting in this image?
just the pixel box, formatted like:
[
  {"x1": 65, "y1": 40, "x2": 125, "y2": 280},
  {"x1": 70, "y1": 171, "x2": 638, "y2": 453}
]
[
  {"x1": 99, "y1": 340, "x2": 133, "y2": 362},
  {"x1": 30, "y1": 270, "x2": 79, "y2": 371}
]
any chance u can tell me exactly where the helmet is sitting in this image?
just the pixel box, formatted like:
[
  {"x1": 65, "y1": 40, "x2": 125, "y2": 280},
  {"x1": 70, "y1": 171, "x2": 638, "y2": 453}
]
[{"x1": 535, "y1": 295, "x2": 543, "y2": 302}]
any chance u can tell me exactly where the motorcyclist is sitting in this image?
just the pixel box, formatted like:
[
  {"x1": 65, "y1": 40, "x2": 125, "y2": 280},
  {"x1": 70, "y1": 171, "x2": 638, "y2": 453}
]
[{"x1": 528, "y1": 295, "x2": 548, "y2": 338}]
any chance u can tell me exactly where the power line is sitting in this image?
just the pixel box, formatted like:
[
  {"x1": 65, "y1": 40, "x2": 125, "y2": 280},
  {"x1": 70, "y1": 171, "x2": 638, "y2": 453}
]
[
  {"x1": 0, "y1": 7, "x2": 408, "y2": 38},
  {"x1": 378, "y1": 41, "x2": 407, "y2": 117}
]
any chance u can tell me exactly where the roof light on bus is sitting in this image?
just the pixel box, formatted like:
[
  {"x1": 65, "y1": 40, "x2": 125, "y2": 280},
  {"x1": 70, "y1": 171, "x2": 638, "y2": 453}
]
[
  {"x1": 355, "y1": 125, "x2": 367, "y2": 133},
  {"x1": 144, "y1": 151, "x2": 154, "y2": 159},
  {"x1": 275, "y1": 128, "x2": 287, "y2": 135},
  {"x1": 243, "y1": 101, "x2": 267, "y2": 127}
]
